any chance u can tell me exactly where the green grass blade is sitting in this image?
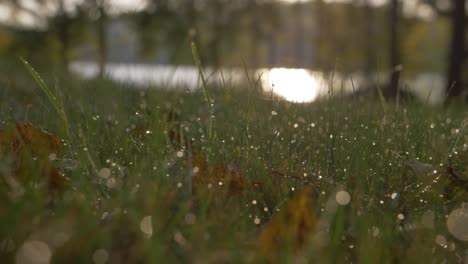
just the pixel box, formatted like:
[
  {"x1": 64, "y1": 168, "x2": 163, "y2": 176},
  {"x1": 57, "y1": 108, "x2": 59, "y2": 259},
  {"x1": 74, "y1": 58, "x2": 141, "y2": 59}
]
[
  {"x1": 191, "y1": 42, "x2": 213, "y2": 140},
  {"x1": 191, "y1": 42, "x2": 211, "y2": 105},
  {"x1": 20, "y1": 57, "x2": 59, "y2": 110},
  {"x1": 19, "y1": 57, "x2": 69, "y2": 133}
]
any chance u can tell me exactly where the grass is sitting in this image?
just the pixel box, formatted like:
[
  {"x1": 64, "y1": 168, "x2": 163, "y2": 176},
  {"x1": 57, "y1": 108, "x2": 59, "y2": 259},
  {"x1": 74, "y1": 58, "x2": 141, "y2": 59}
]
[{"x1": 0, "y1": 66, "x2": 467, "y2": 263}]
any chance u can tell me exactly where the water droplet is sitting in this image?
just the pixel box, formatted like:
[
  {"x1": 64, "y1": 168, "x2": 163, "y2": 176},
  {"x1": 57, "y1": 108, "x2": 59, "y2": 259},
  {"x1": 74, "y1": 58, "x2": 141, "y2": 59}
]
[
  {"x1": 140, "y1": 216, "x2": 153, "y2": 237},
  {"x1": 176, "y1": 151, "x2": 184, "y2": 158},
  {"x1": 16, "y1": 240, "x2": 51, "y2": 264},
  {"x1": 447, "y1": 207, "x2": 468, "y2": 241},
  {"x1": 372, "y1": 226, "x2": 380, "y2": 237},
  {"x1": 335, "y1": 190, "x2": 351, "y2": 206},
  {"x1": 435, "y1": 235, "x2": 447, "y2": 247},
  {"x1": 92, "y1": 249, "x2": 109, "y2": 264},
  {"x1": 397, "y1": 213, "x2": 405, "y2": 220},
  {"x1": 174, "y1": 232, "x2": 186, "y2": 246},
  {"x1": 252, "y1": 200, "x2": 257, "y2": 205},
  {"x1": 391, "y1": 193, "x2": 399, "y2": 200},
  {"x1": 254, "y1": 217, "x2": 261, "y2": 225},
  {"x1": 48, "y1": 153, "x2": 57, "y2": 161},
  {"x1": 98, "y1": 168, "x2": 111, "y2": 179}
]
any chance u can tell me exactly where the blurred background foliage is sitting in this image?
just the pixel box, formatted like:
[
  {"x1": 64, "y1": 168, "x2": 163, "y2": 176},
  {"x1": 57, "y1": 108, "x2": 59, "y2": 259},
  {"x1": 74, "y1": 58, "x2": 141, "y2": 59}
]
[{"x1": 0, "y1": 0, "x2": 465, "y2": 99}]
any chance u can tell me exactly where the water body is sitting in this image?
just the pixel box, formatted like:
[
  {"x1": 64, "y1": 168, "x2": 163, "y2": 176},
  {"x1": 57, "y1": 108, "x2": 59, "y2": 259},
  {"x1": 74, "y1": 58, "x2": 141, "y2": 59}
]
[{"x1": 70, "y1": 62, "x2": 445, "y2": 104}]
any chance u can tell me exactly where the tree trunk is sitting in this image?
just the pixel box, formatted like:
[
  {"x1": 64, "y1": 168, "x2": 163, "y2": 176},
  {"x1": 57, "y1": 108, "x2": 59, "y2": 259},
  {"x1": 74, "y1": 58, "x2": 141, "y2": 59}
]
[
  {"x1": 362, "y1": 0, "x2": 374, "y2": 83},
  {"x1": 315, "y1": 0, "x2": 326, "y2": 70},
  {"x1": 209, "y1": 0, "x2": 222, "y2": 68},
  {"x1": 387, "y1": 0, "x2": 400, "y2": 98},
  {"x1": 249, "y1": 1, "x2": 261, "y2": 68},
  {"x1": 56, "y1": 0, "x2": 70, "y2": 71},
  {"x1": 97, "y1": 5, "x2": 107, "y2": 78},
  {"x1": 445, "y1": 0, "x2": 466, "y2": 101},
  {"x1": 294, "y1": 2, "x2": 306, "y2": 68}
]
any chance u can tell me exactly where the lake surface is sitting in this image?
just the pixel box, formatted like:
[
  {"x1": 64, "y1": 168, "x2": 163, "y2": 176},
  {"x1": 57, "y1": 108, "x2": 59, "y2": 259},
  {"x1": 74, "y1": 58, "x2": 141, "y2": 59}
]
[{"x1": 70, "y1": 62, "x2": 445, "y2": 104}]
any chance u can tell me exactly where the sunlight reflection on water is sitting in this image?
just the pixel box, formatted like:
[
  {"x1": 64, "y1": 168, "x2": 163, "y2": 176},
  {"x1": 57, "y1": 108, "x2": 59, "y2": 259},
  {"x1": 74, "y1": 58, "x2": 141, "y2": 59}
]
[
  {"x1": 70, "y1": 62, "x2": 444, "y2": 104},
  {"x1": 258, "y1": 68, "x2": 320, "y2": 102}
]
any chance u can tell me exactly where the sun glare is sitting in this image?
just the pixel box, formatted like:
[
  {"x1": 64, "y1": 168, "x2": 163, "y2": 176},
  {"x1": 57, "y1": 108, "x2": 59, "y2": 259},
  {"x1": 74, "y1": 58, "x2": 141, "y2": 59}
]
[{"x1": 260, "y1": 68, "x2": 319, "y2": 103}]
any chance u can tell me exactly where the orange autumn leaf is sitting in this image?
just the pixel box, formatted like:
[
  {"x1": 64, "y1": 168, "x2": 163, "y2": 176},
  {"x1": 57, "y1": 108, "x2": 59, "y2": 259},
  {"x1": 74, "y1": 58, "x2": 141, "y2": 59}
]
[
  {"x1": 188, "y1": 155, "x2": 252, "y2": 195},
  {"x1": 258, "y1": 188, "x2": 317, "y2": 260},
  {"x1": 0, "y1": 123, "x2": 68, "y2": 196}
]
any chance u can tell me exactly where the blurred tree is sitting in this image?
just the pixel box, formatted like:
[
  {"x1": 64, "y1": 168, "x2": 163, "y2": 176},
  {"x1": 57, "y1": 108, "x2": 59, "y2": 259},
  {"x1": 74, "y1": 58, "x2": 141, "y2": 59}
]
[
  {"x1": 81, "y1": 0, "x2": 111, "y2": 78},
  {"x1": 135, "y1": 0, "x2": 188, "y2": 63},
  {"x1": 6, "y1": 0, "x2": 87, "y2": 71},
  {"x1": 445, "y1": 0, "x2": 466, "y2": 101},
  {"x1": 52, "y1": 0, "x2": 72, "y2": 69},
  {"x1": 420, "y1": 0, "x2": 467, "y2": 101},
  {"x1": 387, "y1": 0, "x2": 401, "y2": 98},
  {"x1": 360, "y1": 0, "x2": 376, "y2": 83}
]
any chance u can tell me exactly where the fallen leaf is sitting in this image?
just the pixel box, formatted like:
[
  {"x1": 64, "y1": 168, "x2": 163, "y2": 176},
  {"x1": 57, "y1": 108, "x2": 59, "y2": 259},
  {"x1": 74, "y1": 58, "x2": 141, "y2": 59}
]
[
  {"x1": 188, "y1": 155, "x2": 252, "y2": 195},
  {"x1": 258, "y1": 188, "x2": 317, "y2": 260},
  {"x1": 0, "y1": 123, "x2": 68, "y2": 197}
]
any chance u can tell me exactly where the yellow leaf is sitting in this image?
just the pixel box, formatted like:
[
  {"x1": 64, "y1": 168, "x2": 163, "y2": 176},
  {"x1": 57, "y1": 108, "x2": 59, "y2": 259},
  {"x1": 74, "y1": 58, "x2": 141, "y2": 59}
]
[{"x1": 258, "y1": 188, "x2": 317, "y2": 260}]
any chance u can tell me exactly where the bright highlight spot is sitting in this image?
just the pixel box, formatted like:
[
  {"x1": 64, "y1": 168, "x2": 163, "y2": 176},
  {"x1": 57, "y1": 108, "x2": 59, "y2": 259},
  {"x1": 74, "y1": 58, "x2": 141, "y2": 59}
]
[
  {"x1": 335, "y1": 190, "x2": 351, "y2": 206},
  {"x1": 140, "y1": 216, "x2": 153, "y2": 238},
  {"x1": 16, "y1": 240, "x2": 52, "y2": 264},
  {"x1": 447, "y1": 207, "x2": 468, "y2": 241},
  {"x1": 260, "y1": 68, "x2": 319, "y2": 102},
  {"x1": 98, "y1": 168, "x2": 111, "y2": 179}
]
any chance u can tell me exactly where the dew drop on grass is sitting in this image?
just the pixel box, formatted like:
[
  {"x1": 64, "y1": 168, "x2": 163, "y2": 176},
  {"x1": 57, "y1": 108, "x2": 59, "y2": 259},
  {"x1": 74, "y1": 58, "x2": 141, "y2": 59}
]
[
  {"x1": 92, "y1": 249, "x2": 109, "y2": 264},
  {"x1": 336, "y1": 191, "x2": 351, "y2": 206},
  {"x1": 447, "y1": 207, "x2": 468, "y2": 241},
  {"x1": 435, "y1": 235, "x2": 447, "y2": 247},
  {"x1": 48, "y1": 153, "x2": 57, "y2": 161},
  {"x1": 16, "y1": 240, "x2": 51, "y2": 264},
  {"x1": 140, "y1": 216, "x2": 153, "y2": 238},
  {"x1": 176, "y1": 151, "x2": 184, "y2": 158},
  {"x1": 252, "y1": 200, "x2": 257, "y2": 205},
  {"x1": 98, "y1": 168, "x2": 111, "y2": 179},
  {"x1": 174, "y1": 232, "x2": 186, "y2": 246},
  {"x1": 254, "y1": 217, "x2": 261, "y2": 225},
  {"x1": 397, "y1": 214, "x2": 405, "y2": 220},
  {"x1": 372, "y1": 227, "x2": 380, "y2": 237},
  {"x1": 391, "y1": 193, "x2": 399, "y2": 200}
]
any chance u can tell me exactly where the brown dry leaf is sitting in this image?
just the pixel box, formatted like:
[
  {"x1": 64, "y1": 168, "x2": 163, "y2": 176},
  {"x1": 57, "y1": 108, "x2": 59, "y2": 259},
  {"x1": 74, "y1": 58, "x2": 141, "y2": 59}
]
[
  {"x1": 258, "y1": 188, "x2": 317, "y2": 260},
  {"x1": 0, "y1": 123, "x2": 68, "y2": 196},
  {"x1": 188, "y1": 155, "x2": 251, "y2": 195}
]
